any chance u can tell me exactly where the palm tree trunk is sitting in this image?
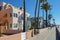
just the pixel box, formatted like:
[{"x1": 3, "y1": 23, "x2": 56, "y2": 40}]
[
  {"x1": 34, "y1": 0, "x2": 38, "y2": 29},
  {"x1": 34, "y1": 0, "x2": 38, "y2": 35},
  {"x1": 42, "y1": 9, "x2": 44, "y2": 28},
  {"x1": 42, "y1": 2, "x2": 44, "y2": 28},
  {"x1": 37, "y1": 0, "x2": 40, "y2": 29},
  {"x1": 49, "y1": 19, "x2": 50, "y2": 26},
  {"x1": 23, "y1": 0, "x2": 26, "y2": 32},
  {"x1": 46, "y1": 10, "x2": 48, "y2": 27}
]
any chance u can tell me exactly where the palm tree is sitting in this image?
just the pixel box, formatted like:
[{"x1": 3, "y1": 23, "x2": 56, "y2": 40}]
[
  {"x1": 34, "y1": 0, "x2": 47, "y2": 28},
  {"x1": 40, "y1": 0, "x2": 47, "y2": 28},
  {"x1": 41, "y1": 2, "x2": 51, "y2": 27},
  {"x1": 48, "y1": 14, "x2": 52, "y2": 26},
  {"x1": 37, "y1": 0, "x2": 45, "y2": 28}
]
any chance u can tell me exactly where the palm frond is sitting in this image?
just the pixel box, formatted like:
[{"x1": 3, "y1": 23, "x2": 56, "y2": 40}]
[
  {"x1": 41, "y1": 2, "x2": 51, "y2": 10},
  {"x1": 48, "y1": 14, "x2": 52, "y2": 20},
  {"x1": 40, "y1": 0, "x2": 47, "y2": 3}
]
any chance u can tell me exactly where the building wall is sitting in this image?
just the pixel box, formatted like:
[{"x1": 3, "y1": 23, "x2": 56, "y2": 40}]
[
  {"x1": 12, "y1": 7, "x2": 20, "y2": 30},
  {"x1": 39, "y1": 18, "x2": 43, "y2": 28},
  {"x1": 25, "y1": 17, "x2": 31, "y2": 31},
  {"x1": 0, "y1": 2, "x2": 12, "y2": 32},
  {"x1": 0, "y1": 2, "x2": 13, "y2": 33},
  {"x1": 17, "y1": 8, "x2": 30, "y2": 31}
]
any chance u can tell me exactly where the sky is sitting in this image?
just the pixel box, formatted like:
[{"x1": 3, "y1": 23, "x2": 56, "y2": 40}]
[{"x1": 0, "y1": 0, "x2": 60, "y2": 25}]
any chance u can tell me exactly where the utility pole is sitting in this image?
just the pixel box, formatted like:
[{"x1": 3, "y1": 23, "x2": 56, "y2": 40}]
[{"x1": 23, "y1": 0, "x2": 26, "y2": 32}]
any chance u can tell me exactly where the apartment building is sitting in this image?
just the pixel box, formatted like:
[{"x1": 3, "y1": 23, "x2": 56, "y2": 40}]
[{"x1": 0, "y1": 2, "x2": 30, "y2": 33}]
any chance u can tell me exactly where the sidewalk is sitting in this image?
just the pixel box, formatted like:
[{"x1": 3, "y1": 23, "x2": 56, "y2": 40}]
[{"x1": 27, "y1": 27, "x2": 56, "y2": 40}]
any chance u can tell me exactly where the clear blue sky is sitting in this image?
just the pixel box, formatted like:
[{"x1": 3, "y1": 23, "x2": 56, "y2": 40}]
[{"x1": 0, "y1": 0, "x2": 60, "y2": 25}]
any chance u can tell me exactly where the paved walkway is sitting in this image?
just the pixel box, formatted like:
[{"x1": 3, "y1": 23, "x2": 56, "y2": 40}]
[{"x1": 27, "y1": 27, "x2": 56, "y2": 40}]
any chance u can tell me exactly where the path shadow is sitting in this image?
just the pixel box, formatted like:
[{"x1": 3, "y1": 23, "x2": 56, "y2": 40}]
[{"x1": 56, "y1": 28, "x2": 60, "y2": 40}]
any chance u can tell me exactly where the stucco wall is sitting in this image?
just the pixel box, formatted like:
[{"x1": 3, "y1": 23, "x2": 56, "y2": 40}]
[
  {"x1": 0, "y1": 8, "x2": 13, "y2": 33},
  {"x1": 26, "y1": 29, "x2": 34, "y2": 39},
  {"x1": 0, "y1": 33, "x2": 21, "y2": 40},
  {"x1": 0, "y1": 29, "x2": 34, "y2": 40}
]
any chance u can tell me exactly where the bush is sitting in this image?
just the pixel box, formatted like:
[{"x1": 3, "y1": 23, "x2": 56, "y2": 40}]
[{"x1": 29, "y1": 26, "x2": 33, "y2": 30}]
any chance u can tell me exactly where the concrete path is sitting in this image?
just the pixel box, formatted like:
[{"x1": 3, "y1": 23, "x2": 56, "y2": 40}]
[{"x1": 27, "y1": 27, "x2": 56, "y2": 40}]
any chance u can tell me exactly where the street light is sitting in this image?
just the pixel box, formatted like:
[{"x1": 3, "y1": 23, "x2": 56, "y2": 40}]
[{"x1": 23, "y1": 0, "x2": 26, "y2": 32}]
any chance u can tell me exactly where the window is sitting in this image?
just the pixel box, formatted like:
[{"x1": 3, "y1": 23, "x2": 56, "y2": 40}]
[
  {"x1": 14, "y1": 23, "x2": 18, "y2": 28},
  {"x1": 4, "y1": 13, "x2": 7, "y2": 17},
  {"x1": 27, "y1": 17, "x2": 30, "y2": 21},
  {"x1": 0, "y1": 24, "x2": 2, "y2": 26},
  {"x1": 10, "y1": 13, "x2": 12, "y2": 17},
  {"x1": 14, "y1": 13, "x2": 15, "y2": 17},
  {"x1": 16, "y1": 14, "x2": 17, "y2": 17},
  {"x1": 13, "y1": 13, "x2": 18, "y2": 17},
  {"x1": 0, "y1": 6, "x2": 2, "y2": 11},
  {"x1": 18, "y1": 12, "x2": 20, "y2": 13},
  {"x1": 10, "y1": 24, "x2": 12, "y2": 28},
  {"x1": 22, "y1": 16, "x2": 24, "y2": 20}
]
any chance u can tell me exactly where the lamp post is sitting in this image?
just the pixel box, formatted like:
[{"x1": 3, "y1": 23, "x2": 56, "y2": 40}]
[{"x1": 23, "y1": 0, "x2": 26, "y2": 32}]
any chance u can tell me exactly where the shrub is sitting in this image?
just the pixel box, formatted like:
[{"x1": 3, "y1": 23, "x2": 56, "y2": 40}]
[{"x1": 29, "y1": 26, "x2": 33, "y2": 30}]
